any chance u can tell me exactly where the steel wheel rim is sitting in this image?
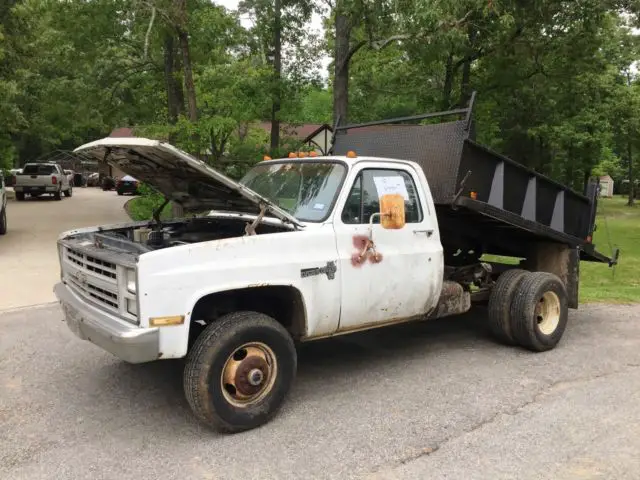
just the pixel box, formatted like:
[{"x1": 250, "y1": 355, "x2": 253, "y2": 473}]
[
  {"x1": 221, "y1": 342, "x2": 277, "y2": 408},
  {"x1": 536, "y1": 291, "x2": 561, "y2": 335}
]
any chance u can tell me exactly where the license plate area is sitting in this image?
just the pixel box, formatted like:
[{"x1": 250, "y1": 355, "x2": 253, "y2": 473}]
[{"x1": 62, "y1": 302, "x2": 83, "y2": 336}]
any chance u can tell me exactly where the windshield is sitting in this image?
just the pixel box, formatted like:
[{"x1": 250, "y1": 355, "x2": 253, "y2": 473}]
[{"x1": 240, "y1": 161, "x2": 346, "y2": 222}]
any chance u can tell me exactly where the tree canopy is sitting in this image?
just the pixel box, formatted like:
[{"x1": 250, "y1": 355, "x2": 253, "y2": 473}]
[{"x1": 1, "y1": 0, "x2": 639, "y2": 201}]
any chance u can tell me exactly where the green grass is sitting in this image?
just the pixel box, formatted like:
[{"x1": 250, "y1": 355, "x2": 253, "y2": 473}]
[{"x1": 581, "y1": 195, "x2": 639, "y2": 303}]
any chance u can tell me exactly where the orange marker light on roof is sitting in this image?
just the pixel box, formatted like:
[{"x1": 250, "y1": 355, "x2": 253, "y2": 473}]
[
  {"x1": 470, "y1": 191, "x2": 478, "y2": 200},
  {"x1": 309, "y1": 151, "x2": 318, "y2": 157},
  {"x1": 288, "y1": 152, "x2": 298, "y2": 158},
  {"x1": 299, "y1": 152, "x2": 308, "y2": 158},
  {"x1": 346, "y1": 150, "x2": 357, "y2": 158},
  {"x1": 263, "y1": 155, "x2": 272, "y2": 161}
]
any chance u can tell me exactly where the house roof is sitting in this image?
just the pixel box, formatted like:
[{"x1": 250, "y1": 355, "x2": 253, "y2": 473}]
[
  {"x1": 109, "y1": 127, "x2": 135, "y2": 137},
  {"x1": 257, "y1": 122, "x2": 331, "y2": 141}
]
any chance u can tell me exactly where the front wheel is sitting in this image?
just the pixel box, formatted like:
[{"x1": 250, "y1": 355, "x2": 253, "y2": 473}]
[{"x1": 183, "y1": 311, "x2": 296, "y2": 432}]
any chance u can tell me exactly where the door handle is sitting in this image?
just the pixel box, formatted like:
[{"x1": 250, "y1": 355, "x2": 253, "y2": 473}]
[{"x1": 413, "y1": 229, "x2": 433, "y2": 237}]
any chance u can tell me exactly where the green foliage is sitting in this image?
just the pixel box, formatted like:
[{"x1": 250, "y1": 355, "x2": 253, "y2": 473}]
[
  {"x1": 126, "y1": 183, "x2": 171, "y2": 221},
  {"x1": 581, "y1": 195, "x2": 640, "y2": 302},
  {"x1": 2, "y1": 0, "x2": 640, "y2": 207}
]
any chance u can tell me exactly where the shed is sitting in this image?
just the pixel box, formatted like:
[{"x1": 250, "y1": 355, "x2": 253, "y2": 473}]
[{"x1": 599, "y1": 175, "x2": 614, "y2": 198}]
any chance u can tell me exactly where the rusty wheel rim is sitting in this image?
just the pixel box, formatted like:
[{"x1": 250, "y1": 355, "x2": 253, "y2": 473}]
[
  {"x1": 221, "y1": 342, "x2": 277, "y2": 408},
  {"x1": 535, "y1": 291, "x2": 561, "y2": 335}
]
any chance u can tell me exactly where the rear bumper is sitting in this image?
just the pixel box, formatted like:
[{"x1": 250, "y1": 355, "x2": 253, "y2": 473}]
[
  {"x1": 54, "y1": 282, "x2": 160, "y2": 363},
  {"x1": 14, "y1": 185, "x2": 58, "y2": 193}
]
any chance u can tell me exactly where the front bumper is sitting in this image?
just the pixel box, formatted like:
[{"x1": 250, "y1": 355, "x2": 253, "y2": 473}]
[{"x1": 54, "y1": 282, "x2": 159, "y2": 363}]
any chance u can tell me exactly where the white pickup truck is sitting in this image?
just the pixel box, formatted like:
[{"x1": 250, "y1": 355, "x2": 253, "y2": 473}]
[
  {"x1": 14, "y1": 162, "x2": 72, "y2": 200},
  {"x1": 54, "y1": 110, "x2": 612, "y2": 433}
]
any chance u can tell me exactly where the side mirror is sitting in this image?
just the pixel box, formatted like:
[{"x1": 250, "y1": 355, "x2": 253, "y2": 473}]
[{"x1": 379, "y1": 194, "x2": 406, "y2": 230}]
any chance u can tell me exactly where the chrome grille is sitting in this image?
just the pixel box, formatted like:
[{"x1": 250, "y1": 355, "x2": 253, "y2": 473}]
[
  {"x1": 65, "y1": 249, "x2": 117, "y2": 280},
  {"x1": 62, "y1": 246, "x2": 137, "y2": 322}
]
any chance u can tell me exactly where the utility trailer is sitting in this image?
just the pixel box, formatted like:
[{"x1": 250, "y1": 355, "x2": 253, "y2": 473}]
[{"x1": 331, "y1": 93, "x2": 616, "y2": 311}]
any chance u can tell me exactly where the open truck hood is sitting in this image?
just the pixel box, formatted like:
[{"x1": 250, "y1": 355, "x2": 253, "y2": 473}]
[{"x1": 74, "y1": 137, "x2": 303, "y2": 227}]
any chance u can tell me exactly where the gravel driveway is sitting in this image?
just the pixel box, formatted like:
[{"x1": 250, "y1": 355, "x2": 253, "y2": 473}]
[
  {"x1": 1, "y1": 303, "x2": 638, "y2": 480},
  {"x1": 0, "y1": 187, "x2": 129, "y2": 310}
]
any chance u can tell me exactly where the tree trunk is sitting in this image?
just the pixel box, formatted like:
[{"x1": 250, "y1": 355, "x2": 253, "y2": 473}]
[
  {"x1": 459, "y1": 58, "x2": 471, "y2": 107},
  {"x1": 333, "y1": 11, "x2": 351, "y2": 126},
  {"x1": 565, "y1": 142, "x2": 575, "y2": 189},
  {"x1": 270, "y1": 0, "x2": 282, "y2": 153},
  {"x1": 441, "y1": 53, "x2": 454, "y2": 110},
  {"x1": 173, "y1": 46, "x2": 185, "y2": 117},
  {"x1": 163, "y1": 34, "x2": 180, "y2": 124},
  {"x1": 628, "y1": 139, "x2": 635, "y2": 206},
  {"x1": 583, "y1": 169, "x2": 591, "y2": 195},
  {"x1": 459, "y1": 24, "x2": 477, "y2": 108},
  {"x1": 178, "y1": 30, "x2": 197, "y2": 122}
]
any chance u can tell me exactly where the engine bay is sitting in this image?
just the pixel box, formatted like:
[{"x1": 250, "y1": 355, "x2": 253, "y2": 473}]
[{"x1": 67, "y1": 216, "x2": 293, "y2": 255}]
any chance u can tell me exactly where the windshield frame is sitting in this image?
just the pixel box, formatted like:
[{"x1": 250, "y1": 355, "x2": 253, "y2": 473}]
[{"x1": 240, "y1": 159, "x2": 349, "y2": 223}]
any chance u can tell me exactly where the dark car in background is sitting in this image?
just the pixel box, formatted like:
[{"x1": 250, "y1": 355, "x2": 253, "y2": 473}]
[
  {"x1": 101, "y1": 176, "x2": 116, "y2": 190},
  {"x1": 116, "y1": 175, "x2": 140, "y2": 195}
]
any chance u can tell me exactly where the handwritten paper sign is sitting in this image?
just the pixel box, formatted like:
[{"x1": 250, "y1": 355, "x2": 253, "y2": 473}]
[{"x1": 373, "y1": 176, "x2": 409, "y2": 200}]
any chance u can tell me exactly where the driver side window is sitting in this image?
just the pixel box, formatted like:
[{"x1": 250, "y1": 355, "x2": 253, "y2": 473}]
[{"x1": 341, "y1": 168, "x2": 423, "y2": 224}]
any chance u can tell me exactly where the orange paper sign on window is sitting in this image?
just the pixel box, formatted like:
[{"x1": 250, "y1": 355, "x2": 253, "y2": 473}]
[{"x1": 380, "y1": 194, "x2": 405, "y2": 230}]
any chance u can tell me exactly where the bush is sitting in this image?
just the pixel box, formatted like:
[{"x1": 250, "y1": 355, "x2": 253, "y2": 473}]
[{"x1": 127, "y1": 184, "x2": 171, "y2": 221}]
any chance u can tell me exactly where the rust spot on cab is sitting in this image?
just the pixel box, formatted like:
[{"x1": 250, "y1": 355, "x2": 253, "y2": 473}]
[{"x1": 351, "y1": 235, "x2": 383, "y2": 266}]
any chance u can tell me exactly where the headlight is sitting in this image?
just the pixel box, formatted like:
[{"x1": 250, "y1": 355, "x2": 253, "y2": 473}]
[{"x1": 126, "y1": 268, "x2": 136, "y2": 294}]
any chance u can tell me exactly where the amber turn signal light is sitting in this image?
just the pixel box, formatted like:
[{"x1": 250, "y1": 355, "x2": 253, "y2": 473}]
[{"x1": 149, "y1": 315, "x2": 185, "y2": 327}]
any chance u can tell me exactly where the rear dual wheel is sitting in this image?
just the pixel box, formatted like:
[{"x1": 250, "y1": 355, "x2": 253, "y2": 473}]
[{"x1": 488, "y1": 271, "x2": 568, "y2": 352}]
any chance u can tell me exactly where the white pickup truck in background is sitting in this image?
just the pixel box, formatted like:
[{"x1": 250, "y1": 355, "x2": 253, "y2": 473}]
[{"x1": 14, "y1": 162, "x2": 73, "y2": 201}]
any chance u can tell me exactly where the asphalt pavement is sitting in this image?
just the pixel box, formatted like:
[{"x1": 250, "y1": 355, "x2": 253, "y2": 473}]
[{"x1": 1, "y1": 303, "x2": 638, "y2": 480}]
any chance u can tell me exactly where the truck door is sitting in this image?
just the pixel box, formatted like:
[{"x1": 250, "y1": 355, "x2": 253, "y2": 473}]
[{"x1": 334, "y1": 163, "x2": 443, "y2": 332}]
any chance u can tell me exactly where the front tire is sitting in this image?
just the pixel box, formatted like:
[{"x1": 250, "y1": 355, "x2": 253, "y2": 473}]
[
  {"x1": 510, "y1": 272, "x2": 569, "y2": 352},
  {"x1": 183, "y1": 311, "x2": 296, "y2": 432}
]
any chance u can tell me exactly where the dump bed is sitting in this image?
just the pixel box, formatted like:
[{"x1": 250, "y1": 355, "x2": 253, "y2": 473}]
[{"x1": 331, "y1": 95, "x2": 610, "y2": 264}]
